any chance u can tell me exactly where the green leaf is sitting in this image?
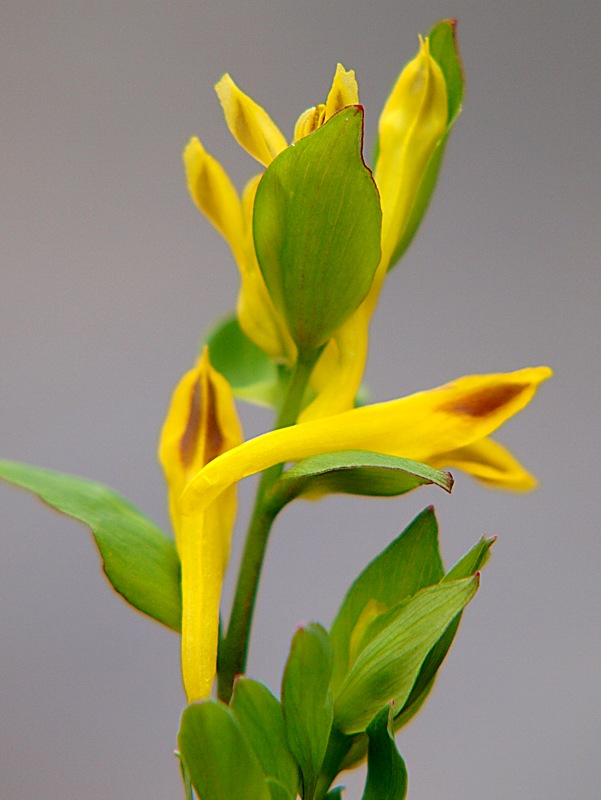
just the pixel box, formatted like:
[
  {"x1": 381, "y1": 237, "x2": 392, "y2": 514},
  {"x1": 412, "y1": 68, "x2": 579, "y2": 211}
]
[
  {"x1": 0, "y1": 459, "x2": 181, "y2": 630},
  {"x1": 281, "y1": 624, "x2": 334, "y2": 799},
  {"x1": 362, "y1": 705, "x2": 407, "y2": 800},
  {"x1": 324, "y1": 789, "x2": 344, "y2": 800},
  {"x1": 271, "y1": 451, "x2": 452, "y2": 508},
  {"x1": 231, "y1": 678, "x2": 299, "y2": 797},
  {"x1": 334, "y1": 576, "x2": 479, "y2": 733},
  {"x1": 393, "y1": 535, "x2": 495, "y2": 730},
  {"x1": 177, "y1": 753, "x2": 195, "y2": 800},
  {"x1": 204, "y1": 314, "x2": 284, "y2": 408},
  {"x1": 386, "y1": 19, "x2": 464, "y2": 269},
  {"x1": 445, "y1": 535, "x2": 494, "y2": 581},
  {"x1": 266, "y1": 779, "x2": 295, "y2": 800},
  {"x1": 329, "y1": 507, "x2": 444, "y2": 692},
  {"x1": 254, "y1": 106, "x2": 382, "y2": 355},
  {"x1": 178, "y1": 700, "x2": 271, "y2": 800}
]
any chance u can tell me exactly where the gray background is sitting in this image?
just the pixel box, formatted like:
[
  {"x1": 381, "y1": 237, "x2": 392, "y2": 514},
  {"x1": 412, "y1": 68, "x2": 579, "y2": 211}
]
[{"x1": 1, "y1": 1, "x2": 599, "y2": 798}]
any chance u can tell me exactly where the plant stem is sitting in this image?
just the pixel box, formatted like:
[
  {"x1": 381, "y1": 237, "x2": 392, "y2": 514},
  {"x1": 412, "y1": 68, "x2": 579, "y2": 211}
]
[{"x1": 217, "y1": 348, "x2": 321, "y2": 702}]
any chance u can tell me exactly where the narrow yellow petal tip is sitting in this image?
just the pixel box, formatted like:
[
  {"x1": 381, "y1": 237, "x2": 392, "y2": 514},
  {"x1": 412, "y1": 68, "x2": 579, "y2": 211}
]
[{"x1": 215, "y1": 73, "x2": 287, "y2": 167}]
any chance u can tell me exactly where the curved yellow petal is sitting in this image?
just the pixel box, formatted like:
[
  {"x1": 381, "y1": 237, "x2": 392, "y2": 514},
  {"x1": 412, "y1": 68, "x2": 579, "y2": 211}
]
[
  {"x1": 375, "y1": 37, "x2": 448, "y2": 270},
  {"x1": 299, "y1": 304, "x2": 369, "y2": 422},
  {"x1": 236, "y1": 175, "x2": 297, "y2": 364},
  {"x1": 293, "y1": 104, "x2": 326, "y2": 141},
  {"x1": 183, "y1": 367, "x2": 552, "y2": 514},
  {"x1": 215, "y1": 74, "x2": 288, "y2": 167},
  {"x1": 325, "y1": 63, "x2": 359, "y2": 119},
  {"x1": 183, "y1": 137, "x2": 246, "y2": 267},
  {"x1": 431, "y1": 438, "x2": 538, "y2": 492},
  {"x1": 158, "y1": 349, "x2": 243, "y2": 701}
]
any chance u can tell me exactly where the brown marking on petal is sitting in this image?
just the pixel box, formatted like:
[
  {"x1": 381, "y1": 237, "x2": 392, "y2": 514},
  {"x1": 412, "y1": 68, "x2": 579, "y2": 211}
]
[
  {"x1": 330, "y1": 90, "x2": 345, "y2": 112},
  {"x1": 444, "y1": 383, "x2": 527, "y2": 418},
  {"x1": 180, "y1": 378, "x2": 202, "y2": 468},
  {"x1": 204, "y1": 378, "x2": 225, "y2": 464}
]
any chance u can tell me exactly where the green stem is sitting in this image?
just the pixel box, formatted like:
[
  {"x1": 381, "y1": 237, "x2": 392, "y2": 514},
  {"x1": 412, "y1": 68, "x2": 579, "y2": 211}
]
[{"x1": 217, "y1": 348, "x2": 321, "y2": 702}]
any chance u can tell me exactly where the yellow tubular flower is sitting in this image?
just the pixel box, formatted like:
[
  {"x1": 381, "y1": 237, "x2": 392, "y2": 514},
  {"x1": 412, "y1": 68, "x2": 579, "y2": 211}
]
[
  {"x1": 158, "y1": 348, "x2": 243, "y2": 701},
  {"x1": 375, "y1": 36, "x2": 448, "y2": 272},
  {"x1": 302, "y1": 39, "x2": 449, "y2": 421},
  {"x1": 182, "y1": 367, "x2": 552, "y2": 518},
  {"x1": 183, "y1": 139, "x2": 294, "y2": 363}
]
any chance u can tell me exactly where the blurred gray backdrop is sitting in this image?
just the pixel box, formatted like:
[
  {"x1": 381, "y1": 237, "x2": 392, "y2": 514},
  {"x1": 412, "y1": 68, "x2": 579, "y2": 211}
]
[{"x1": 1, "y1": 1, "x2": 599, "y2": 798}]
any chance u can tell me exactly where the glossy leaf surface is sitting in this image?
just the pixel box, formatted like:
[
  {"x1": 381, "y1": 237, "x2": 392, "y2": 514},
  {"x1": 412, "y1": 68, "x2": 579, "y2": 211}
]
[
  {"x1": 178, "y1": 700, "x2": 270, "y2": 800},
  {"x1": 334, "y1": 576, "x2": 479, "y2": 733},
  {"x1": 231, "y1": 678, "x2": 299, "y2": 797},
  {"x1": 281, "y1": 624, "x2": 333, "y2": 799},
  {"x1": 0, "y1": 459, "x2": 181, "y2": 630},
  {"x1": 362, "y1": 705, "x2": 407, "y2": 800},
  {"x1": 254, "y1": 106, "x2": 381, "y2": 353},
  {"x1": 329, "y1": 507, "x2": 444, "y2": 691},
  {"x1": 272, "y1": 451, "x2": 452, "y2": 506}
]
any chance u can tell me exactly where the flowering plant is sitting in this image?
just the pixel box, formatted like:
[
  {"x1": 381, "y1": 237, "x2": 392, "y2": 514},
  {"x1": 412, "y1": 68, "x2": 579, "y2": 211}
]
[{"x1": 0, "y1": 20, "x2": 551, "y2": 799}]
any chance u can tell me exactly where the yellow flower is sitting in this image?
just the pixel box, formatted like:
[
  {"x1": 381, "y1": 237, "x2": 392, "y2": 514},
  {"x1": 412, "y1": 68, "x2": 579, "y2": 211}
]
[
  {"x1": 158, "y1": 348, "x2": 242, "y2": 701},
  {"x1": 184, "y1": 38, "x2": 451, "y2": 422},
  {"x1": 181, "y1": 367, "x2": 552, "y2": 522}
]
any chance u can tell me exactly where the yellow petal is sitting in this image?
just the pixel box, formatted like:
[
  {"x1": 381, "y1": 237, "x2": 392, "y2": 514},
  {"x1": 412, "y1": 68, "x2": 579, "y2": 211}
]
[
  {"x1": 158, "y1": 348, "x2": 243, "y2": 540},
  {"x1": 431, "y1": 438, "x2": 538, "y2": 491},
  {"x1": 236, "y1": 175, "x2": 297, "y2": 364},
  {"x1": 183, "y1": 367, "x2": 552, "y2": 514},
  {"x1": 215, "y1": 74, "x2": 288, "y2": 167},
  {"x1": 375, "y1": 37, "x2": 448, "y2": 269},
  {"x1": 293, "y1": 104, "x2": 326, "y2": 141},
  {"x1": 325, "y1": 63, "x2": 359, "y2": 119},
  {"x1": 179, "y1": 490, "x2": 236, "y2": 702},
  {"x1": 158, "y1": 350, "x2": 243, "y2": 701},
  {"x1": 299, "y1": 305, "x2": 369, "y2": 422},
  {"x1": 183, "y1": 137, "x2": 246, "y2": 267}
]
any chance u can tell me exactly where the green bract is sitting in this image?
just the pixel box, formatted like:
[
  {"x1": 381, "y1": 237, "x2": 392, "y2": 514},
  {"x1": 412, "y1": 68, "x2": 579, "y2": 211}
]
[{"x1": 253, "y1": 106, "x2": 382, "y2": 355}]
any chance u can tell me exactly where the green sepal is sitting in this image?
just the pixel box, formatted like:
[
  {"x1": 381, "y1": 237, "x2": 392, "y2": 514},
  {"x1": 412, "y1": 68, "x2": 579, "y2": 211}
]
[
  {"x1": 329, "y1": 507, "x2": 444, "y2": 693},
  {"x1": 253, "y1": 106, "x2": 382, "y2": 355},
  {"x1": 270, "y1": 451, "x2": 452, "y2": 509},
  {"x1": 385, "y1": 19, "x2": 464, "y2": 269},
  {"x1": 230, "y1": 678, "x2": 300, "y2": 798},
  {"x1": 204, "y1": 314, "x2": 284, "y2": 408},
  {"x1": 0, "y1": 459, "x2": 181, "y2": 630},
  {"x1": 178, "y1": 700, "x2": 271, "y2": 800},
  {"x1": 334, "y1": 575, "x2": 479, "y2": 733},
  {"x1": 362, "y1": 705, "x2": 408, "y2": 800},
  {"x1": 324, "y1": 789, "x2": 344, "y2": 800},
  {"x1": 281, "y1": 623, "x2": 334, "y2": 799}
]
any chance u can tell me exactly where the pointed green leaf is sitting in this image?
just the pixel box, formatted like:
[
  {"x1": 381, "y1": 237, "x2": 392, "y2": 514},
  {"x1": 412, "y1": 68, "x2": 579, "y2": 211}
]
[
  {"x1": 334, "y1": 576, "x2": 479, "y2": 733},
  {"x1": 282, "y1": 624, "x2": 333, "y2": 799},
  {"x1": 231, "y1": 678, "x2": 299, "y2": 797},
  {"x1": 362, "y1": 705, "x2": 407, "y2": 800},
  {"x1": 0, "y1": 459, "x2": 181, "y2": 630},
  {"x1": 393, "y1": 535, "x2": 495, "y2": 730},
  {"x1": 385, "y1": 19, "x2": 464, "y2": 269},
  {"x1": 329, "y1": 507, "x2": 444, "y2": 692},
  {"x1": 272, "y1": 451, "x2": 452, "y2": 508},
  {"x1": 254, "y1": 106, "x2": 382, "y2": 354},
  {"x1": 178, "y1": 700, "x2": 270, "y2": 800},
  {"x1": 204, "y1": 314, "x2": 284, "y2": 408},
  {"x1": 445, "y1": 535, "x2": 494, "y2": 581}
]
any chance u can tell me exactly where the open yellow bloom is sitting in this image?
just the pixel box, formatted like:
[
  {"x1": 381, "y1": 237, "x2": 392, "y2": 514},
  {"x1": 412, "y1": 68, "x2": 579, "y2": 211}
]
[
  {"x1": 185, "y1": 38, "x2": 451, "y2": 422},
  {"x1": 158, "y1": 348, "x2": 242, "y2": 701},
  {"x1": 181, "y1": 366, "x2": 552, "y2": 520}
]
